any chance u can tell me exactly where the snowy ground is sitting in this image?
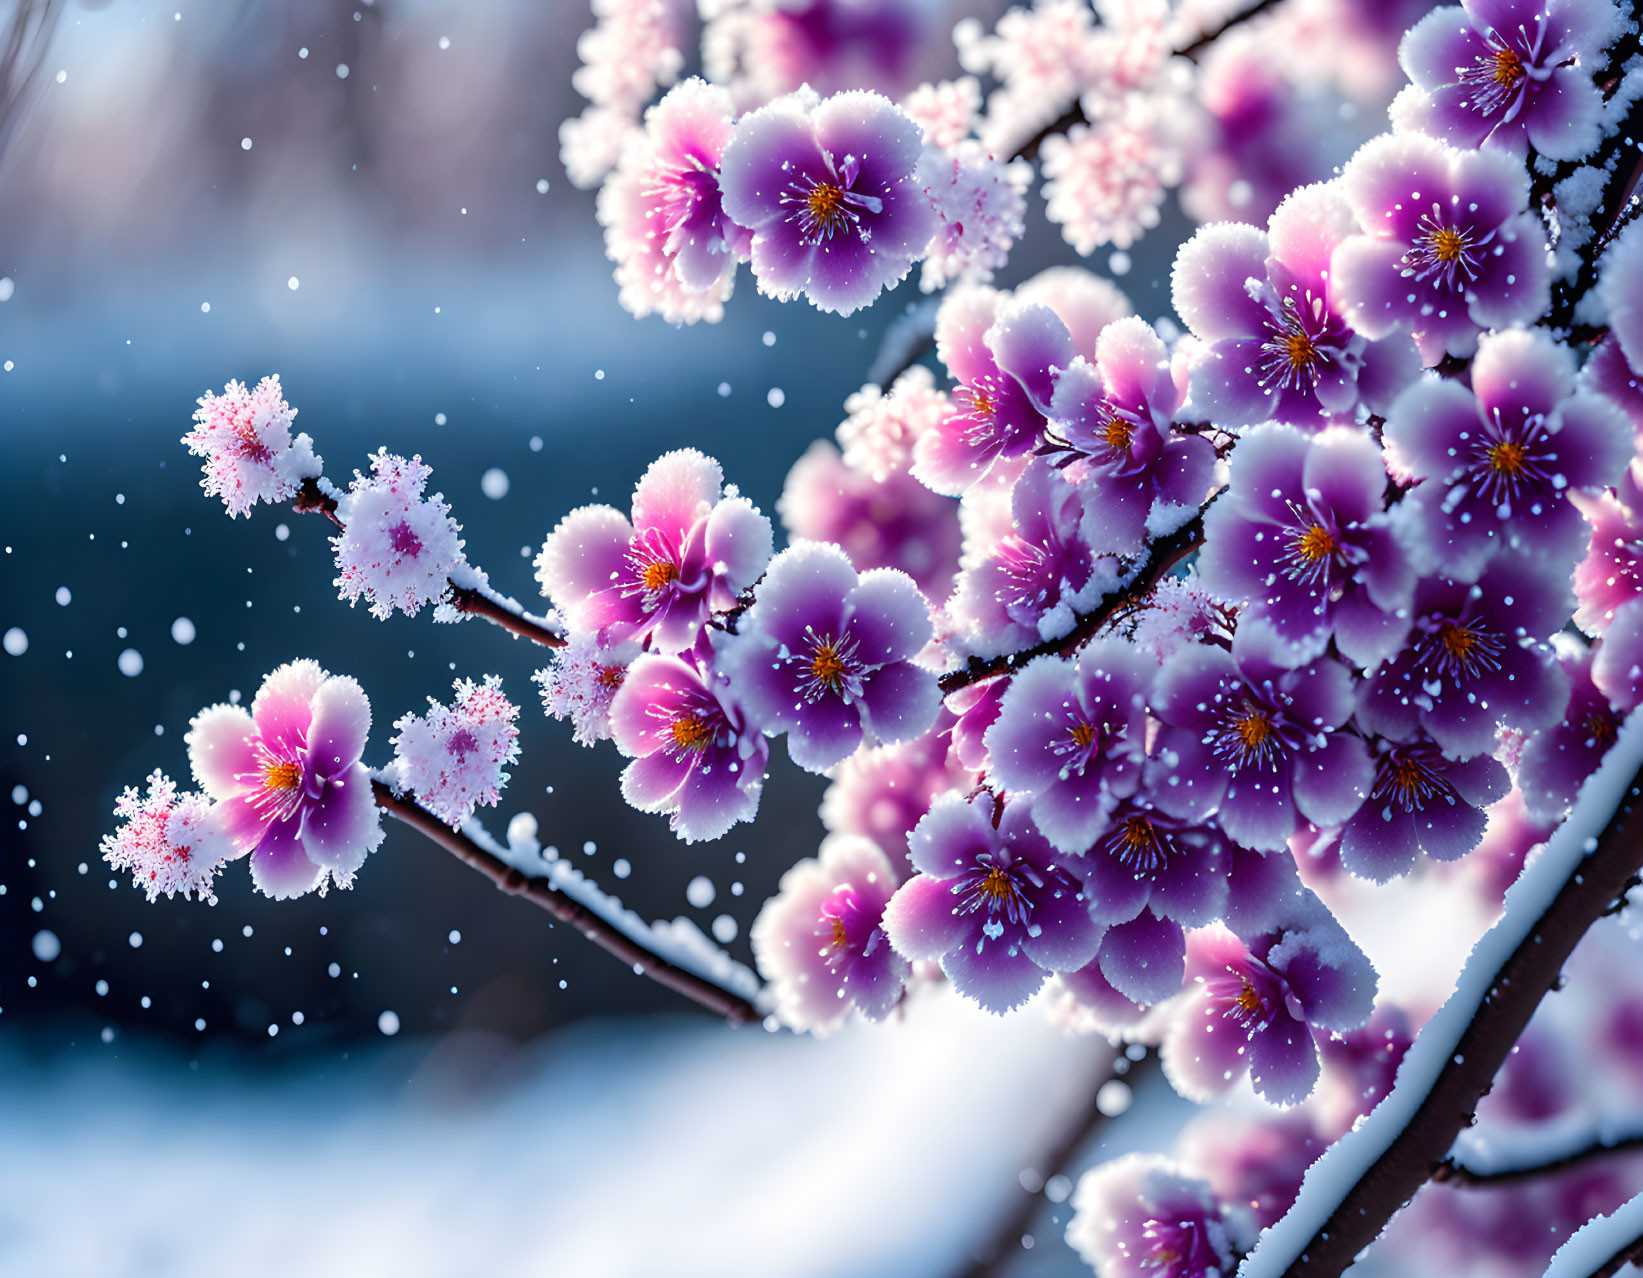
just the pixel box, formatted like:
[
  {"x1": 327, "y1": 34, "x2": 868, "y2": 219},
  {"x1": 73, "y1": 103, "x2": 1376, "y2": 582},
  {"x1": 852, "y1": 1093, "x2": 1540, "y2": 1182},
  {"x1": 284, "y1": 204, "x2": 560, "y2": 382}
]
[{"x1": 0, "y1": 991, "x2": 1114, "y2": 1278}]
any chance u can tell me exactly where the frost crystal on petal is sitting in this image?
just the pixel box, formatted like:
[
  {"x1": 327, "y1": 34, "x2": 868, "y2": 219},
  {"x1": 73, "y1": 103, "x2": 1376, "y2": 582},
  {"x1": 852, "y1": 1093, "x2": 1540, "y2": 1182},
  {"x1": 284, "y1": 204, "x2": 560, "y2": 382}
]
[
  {"x1": 392, "y1": 676, "x2": 522, "y2": 829},
  {"x1": 101, "y1": 771, "x2": 235, "y2": 904},
  {"x1": 332, "y1": 449, "x2": 466, "y2": 620}
]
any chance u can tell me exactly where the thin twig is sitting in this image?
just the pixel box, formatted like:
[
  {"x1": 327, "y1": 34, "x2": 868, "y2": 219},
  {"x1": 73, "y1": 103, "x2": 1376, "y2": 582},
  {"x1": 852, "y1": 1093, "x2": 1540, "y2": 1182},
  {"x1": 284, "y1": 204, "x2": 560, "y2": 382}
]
[
  {"x1": 294, "y1": 477, "x2": 566, "y2": 648},
  {"x1": 937, "y1": 502, "x2": 1212, "y2": 695},
  {"x1": 1011, "y1": 0, "x2": 1287, "y2": 160},
  {"x1": 1436, "y1": 1131, "x2": 1643, "y2": 1187},
  {"x1": 371, "y1": 779, "x2": 763, "y2": 1026},
  {"x1": 958, "y1": 1053, "x2": 1161, "y2": 1278},
  {"x1": 1241, "y1": 751, "x2": 1643, "y2": 1277}
]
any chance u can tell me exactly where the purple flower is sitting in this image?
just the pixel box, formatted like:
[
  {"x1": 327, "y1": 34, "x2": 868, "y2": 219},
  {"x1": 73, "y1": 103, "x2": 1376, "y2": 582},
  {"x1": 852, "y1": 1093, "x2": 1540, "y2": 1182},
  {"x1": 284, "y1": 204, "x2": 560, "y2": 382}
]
[
  {"x1": 948, "y1": 462, "x2": 1113, "y2": 655},
  {"x1": 1067, "y1": 1154, "x2": 1253, "y2": 1278},
  {"x1": 1177, "y1": 1111, "x2": 1320, "y2": 1230},
  {"x1": 1357, "y1": 551, "x2": 1572, "y2": 758},
  {"x1": 1050, "y1": 955, "x2": 1150, "y2": 1036},
  {"x1": 1385, "y1": 329, "x2": 1631, "y2": 581},
  {"x1": 948, "y1": 675, "x2": 1008, "y2": 772},
  {"x1": 983, "y1": 640, "x2": 1153, "y2": 853},
  {"x1": 1396, "y1": 0, "x2": 1623, "y2": 160},
  {"x1": 751, "y1": 834, "x2": 909, "y2": 1035},
  {"x1": 1518, "y1": 643, "x2": 1624, "y2": 820},
  {"x1": 1072, "y1": 798, "x2": 1234, "y2": 936},
  {"x1": 820, "y1": 715, "x2": 969, "y2": 867},
  {"x1": 1012, "y1": 265, "x2": 1132, "y2": 361},
  {"x1": 1583, "y1": 334, "x2": 1643, "y2": 438},
  {"x1": 1594, "y1": 597, "x2": 1643, "y2": 712},
  {"x1": 716, "y1": 88, "x2": 935, "y2": 315},
  {"x1": 1173, "y1": 184, "x2": 1420, "y2": 429},
  {"x1": 1198, "y1": 423, "x2": 1415, "y2": 667},
  {"x1": 881, "y1": 795, "x2": 1102, "y2": 1013},
  {"x1": 1044, "y1": 318, "x2": 1217, "y2": 555},
  {"x1": 536, "y1": 449, "x2": 772, "y2": 654},
  {"x1": 597, "y1": 78, "x2": 750, "y2": 325},
  {"x1": 607, "y1": 651, "x2": 767, "y2": 843},
  {"x1": 1337, "y1": 735, "x2": 1509, "y2": 881},
  {"x1": 1162, "y1": 923, "x2": 1377, "y2": 1106},
  {"x1": 912, "y1": 288, "x2": 1074, "y2": 494},
  {"x1": 187, "y1": 660, "x2": 384, "y2": 899},
  {"x1": 1332, "y1": 132, "x2": 1550, "y2": 364},
  {"x1": 720, "y1": 541, "x2": 939, "y2": 773},
  {"x1": 778, "y1": 439, "x2": 961, "y2": 601},
  {"x1": 1148, "y1": 627, "x2": 1372, "y2": 853},
  {"x1": 1313, "y1": 1006, "x2": 1415, "y2": 1138},
  {"x1": 1574, "y1": 462, "x2": 1643, "y2": 634}
]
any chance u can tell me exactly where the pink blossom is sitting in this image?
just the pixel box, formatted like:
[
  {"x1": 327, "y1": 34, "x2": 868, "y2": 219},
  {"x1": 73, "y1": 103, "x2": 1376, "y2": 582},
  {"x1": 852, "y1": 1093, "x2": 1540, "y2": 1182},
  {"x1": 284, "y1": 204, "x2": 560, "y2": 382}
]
[
  {"x1": 836, "y1": 365, "x2": 951, "y2": 483},
  {"x1": 1039, "y1": 95, "x2": 1189, "y2": 254},
  {"x1": 187, "y1": 660, "x2": 384, "y2": 899},
  {"x1": 391, "y1": 676, "x2": 521, "y2": 829},
  {"x1": 535, "y1": 449, "x2": 772, "y2": 653},
  {"x1": 560, "y1": 107, "x2": 641, "y2": 191},
  {"x1": 914, "y1": 142, "x2": 1030, "y2": 292},
  {"x1": 902, "y1": 77, "x2": 980, "y2": 148},
  {"x1": 751, "y1": 834, "x2": 909, "y2": 1034},
  {"x1": 100, "y1": 771, "x2": 237, "y2": 904},
  {"x1": 535, "y1": 630, "x2": 641, "y2": 747},
  {"x1": 332, "y1": 450, "x2": 467, "y2": 621},
  {"x1": 182, "y1": 375, "x2": 320, "y2": 518},
  {"x1": 779, "y1": 439, "x2": 962, "y2": 601},
  {"x1": 596, "y1": 78, "x2": 750, "y2": 326},
  {"x1": 957, "y1": 0, "x2": 1103, "y2": 154},
  {"x1": 560, "y1": 0, "x2": 688, "y2": 189}
]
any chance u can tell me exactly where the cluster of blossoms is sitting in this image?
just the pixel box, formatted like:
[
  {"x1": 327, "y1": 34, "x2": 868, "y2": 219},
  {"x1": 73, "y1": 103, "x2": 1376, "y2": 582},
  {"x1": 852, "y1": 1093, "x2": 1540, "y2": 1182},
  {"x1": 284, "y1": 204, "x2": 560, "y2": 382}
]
[
  {"x1": 112, "y1": 0, "x2": 1643, "y2": 1273},
  {"x1": 106, "y1": 658, "x2": 522, "y2": 901},
  {"x1": 570, "y1": 0, "x2": 1465, "y2": 325}
]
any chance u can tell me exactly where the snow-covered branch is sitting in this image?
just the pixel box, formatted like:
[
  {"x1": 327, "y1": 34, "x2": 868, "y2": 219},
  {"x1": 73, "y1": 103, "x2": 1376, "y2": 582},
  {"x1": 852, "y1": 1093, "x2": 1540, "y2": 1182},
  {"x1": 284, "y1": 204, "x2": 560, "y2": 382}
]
[
  {"x1": 1543, "y1": 1192, "x2": 1643, "y2": 1278},
  {"x1": 371, "y1": 779, "x2": 765, "y2": 1026},
  {"x1": 1239, "y1": 712, "x2": 1643, "y2": 1278}
]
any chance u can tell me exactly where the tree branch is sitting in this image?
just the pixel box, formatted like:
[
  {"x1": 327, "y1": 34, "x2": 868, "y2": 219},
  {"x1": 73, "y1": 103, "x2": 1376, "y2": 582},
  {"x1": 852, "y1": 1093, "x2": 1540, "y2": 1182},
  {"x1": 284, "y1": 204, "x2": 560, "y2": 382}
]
[
  {"x1": 1011, "y1": 0, "x2": 1288, "y2": 161},
  {"x1": 295, "y1": 477, "x2": 566, "y2": 649},
  {"x1": 937, "y1": 503, "x2": 1212, "y2": 696},
  {"x1": 1238, "y1": 720, "x2": 1643, "y2": 1278},
  {"x1": 1437, "y1": 1130, "x2": 1643, "y2": 1188},
  {"x1": 958, "y1": 1053, "x2": 1160, "y2": 1278},
  {"x1": 370, "y1": 779, "x2": 763, "y2": 1026}
]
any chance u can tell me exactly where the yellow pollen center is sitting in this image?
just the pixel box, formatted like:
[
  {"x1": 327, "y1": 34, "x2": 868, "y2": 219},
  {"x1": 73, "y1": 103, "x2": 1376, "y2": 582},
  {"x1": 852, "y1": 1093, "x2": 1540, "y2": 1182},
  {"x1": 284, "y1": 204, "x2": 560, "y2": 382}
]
[
  {"x1": 1440, "y1": 622, "x2": 1480, "y2": 662},
  {"x1": 1487, "y1": 440, "x2": 1525, "y2": 475},
  {"x1": 1069, "y1": 722, "x2": 1097, "y2": 750},
  {"x1": 979, "y1": 866, "x2": 1013, "y2": 903},
  {"x1": 827, "y1": 915, "x2": 849, "y2": 951},
  {"x1": 1120, "y1": 816, "x2": 1155, "y2": 851},
  {"x1": 968, "y1": 388, "x2": 996, "y2": 420},
  {"x1": 1429, "y1": 227, "x2": 1465, "y2": 263},
  {"x1": 1295, "y1": 524, "x2": 1338, "y2": 563},
  {"x1": 1284, "y1": 329, "x2": 1319, "y2": 370},
  {"x1": 1103, "y1": 417, "x2": 1134, "y2": 451},
  {"x1": 641, "y1": 560, "x2": 677, "y2": 592},
  {"x1": 262, "y1": 760, "x2": 301, "y2": 791},
  {"x1": 806, "y1": 183, "x2": 845, "y2": 230},
  {"x1": 670, "y1": 715, "x2": 712, "y2": 752},
  {"x1": 1492, "y1": 47, "x2": 1525, "y2": 85},
  {"x1": 1388, "y1": 758, "x2": 1426, "y2": 801},
  {"x1": 596, "y1": 664, "x2": 625, "y2": 690},
  {"x1": 1234, "y1": 982, "x2": 1262, "y2": 1016},
  {"x1": 1236, "y1": 712, "x2": 1273, "y2": 751},
  {"x1": 810, "y1": 644, "x2": 847, "y2": 690}
]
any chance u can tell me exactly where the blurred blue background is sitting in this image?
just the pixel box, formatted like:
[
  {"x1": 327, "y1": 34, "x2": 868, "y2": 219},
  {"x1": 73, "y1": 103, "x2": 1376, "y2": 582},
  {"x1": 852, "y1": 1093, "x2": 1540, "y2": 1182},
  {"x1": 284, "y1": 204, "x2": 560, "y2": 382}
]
[{"x1": 0, "y1": 2, "x2": 1203, "y2": 1274}]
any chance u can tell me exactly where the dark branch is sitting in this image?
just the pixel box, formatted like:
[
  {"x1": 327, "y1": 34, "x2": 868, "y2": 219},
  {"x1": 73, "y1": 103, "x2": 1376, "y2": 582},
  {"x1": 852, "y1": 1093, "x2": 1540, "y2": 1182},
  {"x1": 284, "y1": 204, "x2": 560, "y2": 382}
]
[
  {"x1": 371, "y1": 779, "x2": 763, "y2": 1026},
  {"x1": 295, "y1": 477, "x2": 566, "y2": 648},
  {"x1": 1247, "y1": 752, "x2": 1643, "y2": 1277},
  {"x1": 1012, "y1": 0, "x2": 1287, "y2": 160},
  {"x1": 937, "y1": 503, "x2": 1211, "y2": 695},
  {"x1": 1436, "y1": 1131, "x2": 1643, "y2": 1187},
  {"x1": 958, "y1": 1053, "x2": 1162, "y2": 1278}
]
